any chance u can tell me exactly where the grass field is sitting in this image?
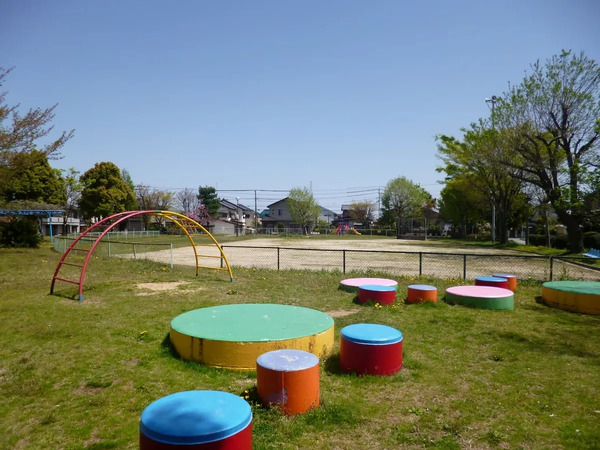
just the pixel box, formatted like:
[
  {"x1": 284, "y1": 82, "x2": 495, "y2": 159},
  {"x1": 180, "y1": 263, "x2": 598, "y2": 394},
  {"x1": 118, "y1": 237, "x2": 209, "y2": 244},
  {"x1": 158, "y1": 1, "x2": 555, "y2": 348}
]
[{"x1": 1, "y1": 239, "x2": 599, "y2": 449}]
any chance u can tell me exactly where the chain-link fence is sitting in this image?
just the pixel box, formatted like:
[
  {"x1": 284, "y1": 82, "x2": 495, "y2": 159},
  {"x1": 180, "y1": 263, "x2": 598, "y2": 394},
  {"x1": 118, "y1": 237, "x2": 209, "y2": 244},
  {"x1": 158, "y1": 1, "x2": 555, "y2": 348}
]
[
  {"x1": 221, "y1": 245, "x2": 600, "y2": 282},
  {"x1": 53, "y1": 236, "x2": 600, "y2": 282},
  {"x1": 54, "y1": 235, "x2": 176, "y2": 267}
]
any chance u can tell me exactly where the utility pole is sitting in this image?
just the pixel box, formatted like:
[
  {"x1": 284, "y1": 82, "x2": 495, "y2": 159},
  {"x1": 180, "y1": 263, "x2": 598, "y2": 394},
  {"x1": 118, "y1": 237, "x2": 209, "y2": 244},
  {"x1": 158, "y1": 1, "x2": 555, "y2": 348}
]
[
  {"x1": 254, "y1": 190, "x2": 258, "y2": 230},
  {"x1": 485, "y1": 95, "x2": 498, "y2": 243}
]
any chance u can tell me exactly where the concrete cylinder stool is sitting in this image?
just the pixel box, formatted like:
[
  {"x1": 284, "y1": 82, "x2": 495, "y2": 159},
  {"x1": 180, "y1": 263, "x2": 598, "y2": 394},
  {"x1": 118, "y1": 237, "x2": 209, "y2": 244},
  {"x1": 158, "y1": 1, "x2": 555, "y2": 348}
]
[
  {"x1": 139, "y1": 390, "x2": 252, "y2": 449},
  {"x1": 475, "y1": 276, "x2": 509, "y2": 290},
  {"x1": 257, "y1": 349, "x2": 320, "y2": 415},
  {"x1": 407, "y1": 284, "x2": 438, "y2": 304},
  {"x1": 358, "y1": 284, "x2": 396, "y2": 305},
  {"x1": 493, "y1": 273, "x2": 517, "y2": 291},
  {"x1": 339, "y1": 324, "x2": 403, "y2": 376}
]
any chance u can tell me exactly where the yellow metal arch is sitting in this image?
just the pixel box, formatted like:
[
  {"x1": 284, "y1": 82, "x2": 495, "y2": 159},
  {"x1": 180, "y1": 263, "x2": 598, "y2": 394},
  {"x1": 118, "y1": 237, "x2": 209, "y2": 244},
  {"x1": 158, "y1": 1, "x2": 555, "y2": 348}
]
[{"x1": 154, "y1": 210, "x2": 234, "y2": 281}]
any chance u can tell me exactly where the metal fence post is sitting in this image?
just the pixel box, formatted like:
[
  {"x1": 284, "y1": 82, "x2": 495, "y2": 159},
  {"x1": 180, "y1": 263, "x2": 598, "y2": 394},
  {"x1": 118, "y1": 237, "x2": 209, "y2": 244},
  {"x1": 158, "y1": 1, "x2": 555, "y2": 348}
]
[
  {"x1": 549, "y1": 256, "x2": 553, "y2": 281},
  {"x1": 108, "y1": 240, "x2": 111, "y2": 258},
  {"x1": 419, "y1": 252, "x2": 423, "y2": 276},
  {"x1": 133, "y1": 243, "x2": 137, "y2": 259},
  {"x1": 343, "y1": 250, "x2": 346, "y2": 274},
  {"x1": 463, "y1": 254, "x2": 467, "y2": 280},
  {"x1": 277, "y1": 247, "x2": 280, "y2": 271},
  {"x1": 170, "y1": 243, "x2": 173, "y2": 269}
]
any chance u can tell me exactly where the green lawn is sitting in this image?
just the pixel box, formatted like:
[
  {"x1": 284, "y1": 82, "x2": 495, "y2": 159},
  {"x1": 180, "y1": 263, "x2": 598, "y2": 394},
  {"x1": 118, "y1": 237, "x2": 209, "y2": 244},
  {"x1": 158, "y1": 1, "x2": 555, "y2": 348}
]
[{"x1": 1, "y1": 242, "x2": 599, "y2": 449}]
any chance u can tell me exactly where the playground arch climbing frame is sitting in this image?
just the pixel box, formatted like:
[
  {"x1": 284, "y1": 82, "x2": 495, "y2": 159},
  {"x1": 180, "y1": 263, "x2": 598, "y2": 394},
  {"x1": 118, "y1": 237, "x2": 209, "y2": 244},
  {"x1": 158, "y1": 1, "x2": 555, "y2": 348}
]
[{"x1": 50, "y1": 210, "x2": 234, "y2": 301}]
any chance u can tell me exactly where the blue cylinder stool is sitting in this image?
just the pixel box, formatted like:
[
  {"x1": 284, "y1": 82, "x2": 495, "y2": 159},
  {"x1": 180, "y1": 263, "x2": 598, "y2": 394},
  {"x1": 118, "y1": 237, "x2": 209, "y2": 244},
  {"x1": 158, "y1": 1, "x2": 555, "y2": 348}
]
[
  {"x1": 139, "y1": 390, "x2": 252, "y2": 449},
  {"x1": 339, "y1": 324, "x2": 403, "y2": 376},
  {"x1": 475, "y1": 276, "x2": 509, "y2": 290}
]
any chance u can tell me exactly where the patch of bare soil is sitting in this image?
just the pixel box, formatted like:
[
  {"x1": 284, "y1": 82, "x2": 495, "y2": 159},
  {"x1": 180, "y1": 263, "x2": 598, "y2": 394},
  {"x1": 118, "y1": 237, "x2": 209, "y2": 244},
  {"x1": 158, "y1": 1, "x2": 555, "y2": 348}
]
[
  {"x1": 326, "y1": 309, "x2": 359, "y2": 318},
  {"x1": 135, "y1": 281, "x2": 193, "y2": 296}
]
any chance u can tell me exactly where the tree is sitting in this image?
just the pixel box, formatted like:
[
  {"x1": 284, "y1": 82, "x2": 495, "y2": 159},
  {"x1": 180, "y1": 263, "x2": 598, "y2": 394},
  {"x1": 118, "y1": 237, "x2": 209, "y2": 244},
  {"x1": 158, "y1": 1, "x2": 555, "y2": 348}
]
[
  {"x1": 186, "y1": 204, "x2": 212, "y2": 226},
  {"x1": 495, "y1": 50, "x2": 600, "y2": 252},
  {"x1": 61, "y1": 168, "x2": 82, "y2": 229},
  {"x1": 349, "y1": 201, "x2": 375, "y2": 226},
  {"x1": 438, "y1": 176, "x2": 487, "y2": 238},
  {"x1": 0, "y1": 67, "x2": 74, "y2": 163},
  {"x1": 436, "y1": 123, "x2": 524, "y2": 244},
  {"x1": 197, "y1": 186, "x2": 220, "y2": 225},
  {"x1": 2, "y1": 149, "x2": 66, "y2": 206},
  {"x1": 380, "y1": 177, "x2": 429, "y2": 238},
  {"x1": 78, "y1": 162, "x2": 137, "y2": 220},
  {"x1": 121, "y1": 169, "x2": 135, "y2": 192},
  {"x1": 135, "y1": 184, "x2": 174, "y2": 229},
  {"x1": 287, "y1": 187, "x2": 320, "y2": 235},
  {"x1": 176, "y1": 188, "x2": 199, "y2": 213},
  {"x1": 0, "y1": 216, "x2": 42, "y2": 248}
]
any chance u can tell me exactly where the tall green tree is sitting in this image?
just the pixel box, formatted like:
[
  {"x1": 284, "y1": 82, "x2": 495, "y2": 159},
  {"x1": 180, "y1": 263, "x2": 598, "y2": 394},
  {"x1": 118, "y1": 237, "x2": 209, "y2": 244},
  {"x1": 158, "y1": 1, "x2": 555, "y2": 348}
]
[
  {"x1": 288, "y1": 187, "x2": 320, "y2": 235},
  {"x1": 380, "y1": 176, "x2": 429, "y2": 238},
  {"x1": 197, "y1": 186, "x2": 220, "y2": 220},
  {"x1": 436, "y1": 123, "x2": 524, "y2": 244},
  {"x1": 2, "y1": 149, "x2": 66, "y2": 206},
  {"x1": 78, "y1": 162, "x2": 137, "y2": 220},
  {"x1": 495, "y1": 50, "x2": 600, "y2": 252},
  {"x1": 439, "y1": 176, "x2": 488, "y2": 238}
]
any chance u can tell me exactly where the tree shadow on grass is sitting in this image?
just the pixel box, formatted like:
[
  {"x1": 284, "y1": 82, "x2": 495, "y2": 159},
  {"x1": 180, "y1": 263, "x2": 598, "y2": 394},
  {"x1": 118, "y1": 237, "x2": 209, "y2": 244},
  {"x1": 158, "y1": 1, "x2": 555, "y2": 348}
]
[
  {"x1": 323, "y1": 353, "x2": 343, "y2": 375},
  {"x1": 160, "y1": 333, "x2": 180, "y2": 359}
]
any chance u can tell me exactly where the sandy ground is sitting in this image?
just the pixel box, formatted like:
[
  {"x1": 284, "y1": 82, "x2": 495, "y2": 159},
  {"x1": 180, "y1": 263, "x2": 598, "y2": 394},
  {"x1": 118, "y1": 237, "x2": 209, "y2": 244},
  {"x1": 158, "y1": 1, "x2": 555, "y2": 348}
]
[
  {"x1": 120, "y1": 237, "x2": 600, "y2": 281},
  {"x1": 132, "y1": 237, "x2": 523, "y2": 267}
]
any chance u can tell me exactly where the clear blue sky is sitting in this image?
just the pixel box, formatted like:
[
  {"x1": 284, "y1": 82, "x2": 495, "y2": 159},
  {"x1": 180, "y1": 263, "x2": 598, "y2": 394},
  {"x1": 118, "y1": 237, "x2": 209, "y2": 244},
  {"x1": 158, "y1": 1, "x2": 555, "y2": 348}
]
[{"x1": 2, "y1": 0, "x2": 599, "y2": 213}]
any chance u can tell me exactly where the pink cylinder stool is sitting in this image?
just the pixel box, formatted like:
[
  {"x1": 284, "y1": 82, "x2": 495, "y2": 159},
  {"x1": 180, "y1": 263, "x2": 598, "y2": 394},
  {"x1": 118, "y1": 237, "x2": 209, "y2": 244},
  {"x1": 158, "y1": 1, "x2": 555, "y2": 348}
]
[
  {"x1": 475, "y1": 276, "x2": 509, "y2": 289},
  {"x1": 358, "y1": 284, "x2": 396, "y2": 305},
  {"x1": 339, "y1": 324, "x2": 403, "y2": 376}
]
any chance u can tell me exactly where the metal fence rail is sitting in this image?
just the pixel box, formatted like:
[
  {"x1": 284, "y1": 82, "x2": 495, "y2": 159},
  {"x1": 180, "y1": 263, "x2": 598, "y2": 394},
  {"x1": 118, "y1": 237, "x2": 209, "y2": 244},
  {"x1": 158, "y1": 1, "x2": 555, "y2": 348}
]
[
  {"x1": 221, "y1": 245, "x2": 600, "y2": 282},
  {"x1": 53, "y1": 237, "x2": 600, "y2": 282},
  {"x1": 54, "y1": 235, "x2": 175, "y2": 268}
]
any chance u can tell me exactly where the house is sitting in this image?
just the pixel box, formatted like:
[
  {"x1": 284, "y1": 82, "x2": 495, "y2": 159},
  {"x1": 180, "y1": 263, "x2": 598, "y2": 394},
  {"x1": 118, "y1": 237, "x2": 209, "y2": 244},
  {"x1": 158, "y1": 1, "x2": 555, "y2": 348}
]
[
  {"x1": 218, "y1": 199, "x2": 259, "y2": 230},
  {"x1": 261, "y1": 197, "x2": 338, "y2": 233},
  {"x1": 208, "y1": 218, "x2": 238, "y2": 235}
]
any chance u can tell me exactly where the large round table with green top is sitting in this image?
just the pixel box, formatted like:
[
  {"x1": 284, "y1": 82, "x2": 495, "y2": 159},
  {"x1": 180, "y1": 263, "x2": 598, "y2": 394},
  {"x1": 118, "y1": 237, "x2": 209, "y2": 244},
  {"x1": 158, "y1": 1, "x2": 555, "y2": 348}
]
[
  {"x1": 170, "y1": 304, "x2": 335, "y2": 370},
  {"x1": 541, "y1": 281, "x2": 600, "y2": 315}
]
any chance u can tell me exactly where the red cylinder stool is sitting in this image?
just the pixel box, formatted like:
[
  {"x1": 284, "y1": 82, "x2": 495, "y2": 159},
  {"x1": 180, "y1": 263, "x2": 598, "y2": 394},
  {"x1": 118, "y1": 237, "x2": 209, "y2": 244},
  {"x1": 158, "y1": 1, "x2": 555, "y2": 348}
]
[
  {"x1": 406, "y1": 284, "x2": 438, "y2": 304},
  {"x1": 475, "y1": 276, "x2": 509, "y2": 289},
  {"x1": 492, "y1": 273, "x2": 517, "y2": 291},
  {"x1": 256, "y1": 349, "x2": 320, "y2": 416},
  {"x1": 339, "y1": 324, "x2": 403, "y2": 376},
  {"x1": 139, "y1": 390, "x2": 252, "y2": 449},
  {"x1": 358, "y1": 284, "x2": 396, "y2": 305}
]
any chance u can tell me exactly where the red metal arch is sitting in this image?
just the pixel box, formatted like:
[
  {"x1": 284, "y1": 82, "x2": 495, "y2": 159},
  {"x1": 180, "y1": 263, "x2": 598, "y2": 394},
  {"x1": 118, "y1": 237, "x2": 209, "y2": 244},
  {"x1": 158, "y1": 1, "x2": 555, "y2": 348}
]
[{"x1": 50, "y1": 210, "x2": 233, "y2": 301}]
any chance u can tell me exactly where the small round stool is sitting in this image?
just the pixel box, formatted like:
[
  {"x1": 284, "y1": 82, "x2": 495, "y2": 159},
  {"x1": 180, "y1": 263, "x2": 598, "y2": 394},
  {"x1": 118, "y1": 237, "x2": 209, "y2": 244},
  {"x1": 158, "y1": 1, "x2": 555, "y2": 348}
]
[
  {"x1": 493, "y1": 273, "x2": 517, "y2": 291},
  {"x1": 139, "y1": 390, "x2": 252, "y2": 449},
  {"x1": 256, "y1": 349, "x2": 320, "y2": 415},
  {"x1": 475, "y1": 276, "x2": 509, "y2": 289},
  {"x1": 406, "y1": 284, "x2": 438, "y2": 304},
  {"x1": 358, "y1": 284, "x2": 396, "y2": 305},
  {"x1": 339, "y1": 324, "x2": 403, "y2": 376}
]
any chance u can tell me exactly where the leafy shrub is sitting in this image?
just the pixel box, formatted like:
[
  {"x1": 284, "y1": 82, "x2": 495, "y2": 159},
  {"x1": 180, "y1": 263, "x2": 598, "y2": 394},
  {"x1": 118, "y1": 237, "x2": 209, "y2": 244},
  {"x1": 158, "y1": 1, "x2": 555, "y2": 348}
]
[
  {"x1": 583, "y1": 231, "x2": 600, "y2": 249},
  {"x1": 552, "y1": 234, "x2": 569, "y2": 249},
  {"x1": 0, "y1": 216, "x2": 43, "y2": 248},
  {"x1": 528, "y1": 234, "x2": 548, "y2": 246}
]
